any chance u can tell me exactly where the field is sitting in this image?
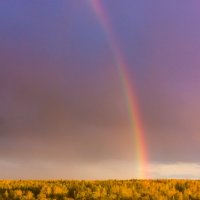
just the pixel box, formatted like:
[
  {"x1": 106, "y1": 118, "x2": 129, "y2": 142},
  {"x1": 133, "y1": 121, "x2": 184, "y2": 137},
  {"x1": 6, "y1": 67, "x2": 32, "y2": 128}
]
[{"x1": 0, "y1": 179, "x2": 200, "y2": 200}]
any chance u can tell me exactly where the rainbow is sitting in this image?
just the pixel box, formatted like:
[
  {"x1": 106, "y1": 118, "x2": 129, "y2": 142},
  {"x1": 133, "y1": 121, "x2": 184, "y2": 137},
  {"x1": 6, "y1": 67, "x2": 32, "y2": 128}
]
[{"x1": 89, "y1": 0, "x2": 148, "y2": 178}]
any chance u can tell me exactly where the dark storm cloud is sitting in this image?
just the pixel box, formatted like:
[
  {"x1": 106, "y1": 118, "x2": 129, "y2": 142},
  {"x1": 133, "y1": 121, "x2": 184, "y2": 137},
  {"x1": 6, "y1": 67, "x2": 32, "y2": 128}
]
[{"x1": 0, "y1": 62, "x2": 133, "y2": 160}]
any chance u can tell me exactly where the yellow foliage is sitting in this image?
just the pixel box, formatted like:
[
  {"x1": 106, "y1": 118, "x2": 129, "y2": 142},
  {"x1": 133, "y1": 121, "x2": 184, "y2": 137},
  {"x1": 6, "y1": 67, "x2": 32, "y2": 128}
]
[{"x1": 0, "y1": 179, "x2": 199, "y2": 200}]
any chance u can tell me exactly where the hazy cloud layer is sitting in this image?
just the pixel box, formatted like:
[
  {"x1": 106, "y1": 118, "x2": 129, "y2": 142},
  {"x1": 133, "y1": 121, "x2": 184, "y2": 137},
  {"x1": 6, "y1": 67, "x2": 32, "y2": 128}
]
[{"x1": 1, "y1": 159, "x2": 199, "y2": 180}]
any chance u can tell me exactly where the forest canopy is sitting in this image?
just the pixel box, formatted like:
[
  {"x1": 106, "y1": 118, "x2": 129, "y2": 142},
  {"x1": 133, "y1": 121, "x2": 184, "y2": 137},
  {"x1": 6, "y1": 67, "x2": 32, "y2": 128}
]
[{"x1": 0, "y1": 179, "x2": 199, "y2": 200}]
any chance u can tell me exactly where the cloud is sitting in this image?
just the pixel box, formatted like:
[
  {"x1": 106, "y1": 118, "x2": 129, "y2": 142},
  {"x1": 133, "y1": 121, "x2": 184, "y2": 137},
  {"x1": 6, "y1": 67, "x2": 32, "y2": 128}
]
[
  {"x1": 149, "y1": 162, "x2": 200, "y2": 179},
  {"x1": 1, "y1": 159, "x2": 199, "y2": 180}
]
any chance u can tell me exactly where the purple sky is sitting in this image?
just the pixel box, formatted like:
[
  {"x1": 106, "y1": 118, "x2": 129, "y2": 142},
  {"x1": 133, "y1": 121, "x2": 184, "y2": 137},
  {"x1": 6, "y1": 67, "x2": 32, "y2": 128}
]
[{"x1": 1, "y1": 0, "x2": 200, "y2": 179}]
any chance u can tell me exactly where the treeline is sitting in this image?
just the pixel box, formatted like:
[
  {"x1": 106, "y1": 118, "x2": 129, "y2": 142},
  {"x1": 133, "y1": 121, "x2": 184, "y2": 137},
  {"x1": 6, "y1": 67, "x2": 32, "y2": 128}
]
[{"x1": 0, "y1": 179, "x2": 200, "y2": 200}]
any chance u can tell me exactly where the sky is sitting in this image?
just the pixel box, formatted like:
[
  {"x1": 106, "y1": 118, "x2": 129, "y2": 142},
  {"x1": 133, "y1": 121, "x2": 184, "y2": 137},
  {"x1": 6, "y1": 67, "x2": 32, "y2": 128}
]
[{"x1": 1, "y1": 0, "x2": 200, "y2": 179}]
